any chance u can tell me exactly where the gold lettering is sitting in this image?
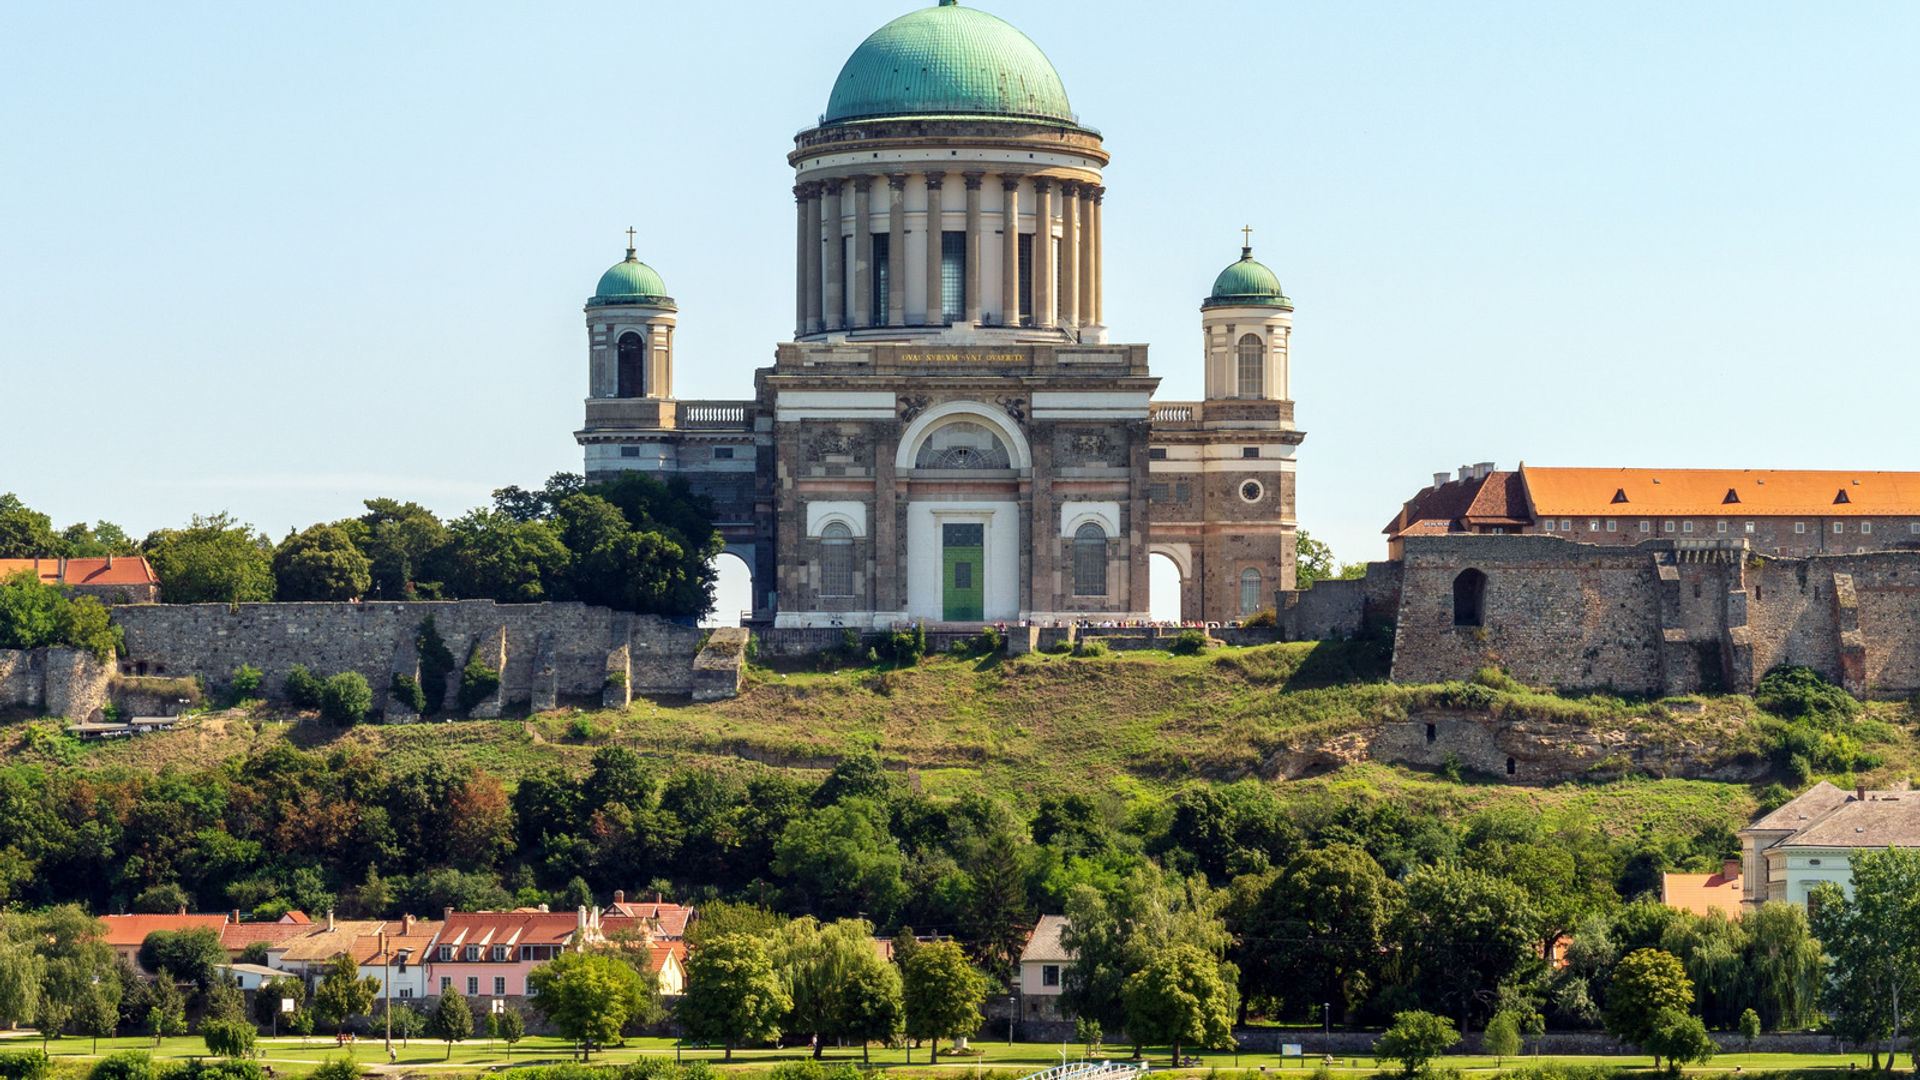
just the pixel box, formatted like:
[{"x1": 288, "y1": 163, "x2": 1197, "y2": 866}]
[{"x1": 898, "y1": 351, "x2": 1025, "y2": 364}]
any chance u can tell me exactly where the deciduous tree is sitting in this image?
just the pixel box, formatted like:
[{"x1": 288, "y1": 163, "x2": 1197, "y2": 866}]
[
  {"x1": 428, "y1": 987, "x2": 472, "y2": 1060},
  {"x1": 1604, "y1": 950, "x2": 1695, "y2": 1069},
  {"x1": 678, "y1": 933, "x2": 790, "y2": 1061},
  {"x1": 1121, "y1": 944, "x2": 1237, "y2": 1065},
  {"x1": 902, "y1": 940, "x2": 987, "y2": 1061},
  {"x1": 524, "y1": 950, "x2": 651, "y2": 1057},
  {"x1": 142, "y1": 513, "x2": 275, "y2": 603},
  {"x1": 310, "y1": 955, "x2": 380, "y2": 1031},
  {"x1": 1374, "y1": 1010, "x2": 1459, "y2": 1077},
  {"x1": 273, "y1": 524, "x2": 371, "y2": 601}
]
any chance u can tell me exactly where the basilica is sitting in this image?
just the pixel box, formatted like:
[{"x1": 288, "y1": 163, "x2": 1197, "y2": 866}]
[{"x1": 573, "y1": 0, "x2": 1302, "y2": 628}]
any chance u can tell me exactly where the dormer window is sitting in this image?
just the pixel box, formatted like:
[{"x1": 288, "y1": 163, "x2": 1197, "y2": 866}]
[
  {"x1": 464, "y1": 946, "x2": 481, "y2": 962},
  {"x1": 437, "y1": 946, "x2": 452, "y2": 962},
  {"x1": 492, "y1": 946, "x2": 510, "y2": 962}
]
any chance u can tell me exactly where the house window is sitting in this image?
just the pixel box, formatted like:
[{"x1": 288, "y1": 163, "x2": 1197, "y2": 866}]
[
  {"x1": 1834, "y1": 521, "x2": 1845, "y2": 534},
  {"x1": 1717, "y1": 521, "x2": 1727, "y2": 534},
  {"x1": 1042, "y1": 965, "x2": 1060, "y2": 987},
  {"x1": 619, "y1": 446, "x2": 639, "y2": 458},
  {"x1": 1148, "y1": 448, "x2": 1167, "y2": 460},
  {"x1": 1664, "y1": 521, "x2": 1675, "y2": 533},
  {"x1": 1606, "y1": 520, "x2": 1617, "y2": 532},
  {"x1": 1240, "y1": 568, "x2": 1264, "y2": 616},
  {"x1": 1683, "y1": 521, "x2": 1694, "y2": 534},
  {"x1": 467, "y1": 977, "x2": 479, "y2": 996},
  {"x1": 941, "y1": 231, "x2": 967, "y2": 323},
  {"x1": 494, "y1": 977, "x2": 507, "y2": 996},
  {"x1": 1073, "y1": 523, "x2": 1108, "y2": 597},
  {"x1": 1862, "y1": 521, "x2": 1872, "y2": 534},
  {"x1": 1911, "y1": 523, "x2": 1919, "y2": 534},
  {"x1": 1453, "y1": 568, "x2": 1487, "y2": 627},
  {"x1": 713, "y1": 447, "x2": 734, "y2": 460},
  {"x1": 1236, "y1": 334, "x2": 1264, "y2": 398},
  {"x1": 1560, "y1": 519, "x2": 1571, "y2": 531},
  {"x1": 1795, "y1": 522, "x2": 1805, "y2": 534},
  {"x1": 872, "y1": 233, "x2": 890, "y2": 324},
  {"x1": 1242, "y1": 447, "x2": 1259, "y2": 459},
  {"x1": 1640, "y1": 521, "x2": 1651, "y2": 533},
  {"x1": 399, "y1": 988, "x2": 413, "y2": 1000},
  {"x1": 464, "y1": 946, "x2": 480, "y2": 962},
  {"x1": 437, "y1": 947, "x2": 452, "y2": 962},
  {"x1": 440, "y1": 977, "x2": 451, "y2": 993},
  {"x1": 1542, "y1": 520, "x2": 1553, "y2": 533},
  {"x1": 1746, "y1": 522, "x2": 1755, "y2": 534},
  {"x1": 821, "y1": 522, "x2": 854, "y2": 597},
  {"x1": 492, "y1": 946, "x2": 509, "y2": 962},
  {"x1": 616, "y1": 332, "x2": 645, "y2": 398}
]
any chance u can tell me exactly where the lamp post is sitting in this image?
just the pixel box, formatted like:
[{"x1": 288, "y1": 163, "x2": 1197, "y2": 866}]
[
  {"x1": 1008, "y1": 995, "x2": 1016, "y2": 1047},
  {"x1": 383, "y1": 931, "x2": 392, "y2": 1056},
  {"x1": 1323, "y1": 1003, "x2": 1330, "y2": 1061}
]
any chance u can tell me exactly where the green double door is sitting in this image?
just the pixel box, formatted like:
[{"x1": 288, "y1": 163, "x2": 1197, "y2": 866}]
[{"x1": 941, "y1": 523, "x2": 984, "y2": 622}]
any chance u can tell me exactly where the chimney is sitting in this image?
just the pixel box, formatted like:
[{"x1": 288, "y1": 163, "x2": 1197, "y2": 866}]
[
  {"x1": 538, "y1": 903, "x2": 549, "y2": 913},
  {"x1": 1723, "y1": 859, "x2": 1740, "y2": 880},
  {"x1": 1433, "y1": 472, "x2": 1450, "y2": 490},
  {"x1": 613, "y1": 889, "x2": 625, "y2": 905},
  {"x1": 232, "y1": 909, "x2": 242, "y2": 925},
  {"x1": 443, "y1": 906, "x2": 454, "y2": 922},
  {"x1": 57, "y1": 558, "x2": 67, "y2": 583},
  {"x1": 1858, "y1": 783, "x2": 1867, "y2": 801},
  {"x1": 327, "y1": 909, "x2": 335, "y2": 931},
  {"x1": 655, "y1": 891, "x2": 663, "y2": 904},
  {"x1": 177, "y1": 905, "x2": 187, "y2": 916},
  {"x1": 107, "y1": 553, "x2": 115, "y2": 569},
  {"x1": 578, "y1": 905, "x2": 588, "y2": 931},
  {"x1": 1458, "y1": 465, "x2": 1471, "y2": 481},
  {"x1": 403, "y1": 915, "x2": 415, "y2": 935},
  {"x1": 1476, "y1": 461, "x2": 1496, "y2": 479}
]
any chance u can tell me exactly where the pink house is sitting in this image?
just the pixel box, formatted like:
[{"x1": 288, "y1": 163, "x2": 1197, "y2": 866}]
[{"x1": 424, "y1": 907, "x2": 597, "y2": 1003}]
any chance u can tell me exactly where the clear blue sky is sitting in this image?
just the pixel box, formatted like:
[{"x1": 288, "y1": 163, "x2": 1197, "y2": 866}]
[{"x1": 4, "y1": 2, "x2": 1916, "y2": 620}]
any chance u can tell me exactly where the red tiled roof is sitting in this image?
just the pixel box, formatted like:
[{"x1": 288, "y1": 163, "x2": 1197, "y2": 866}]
[
  {"x1": 1522, "y1": 467, "x2": 1920, "y2": 518},
  {"x1": 100, "y1": 914, "x2": 228, "y2": 948},
  {"x1": 282, "y1": 911, "x2": 313, "y2": 924},
  {"x1": 435, "y1": 911, "x2": 584, "y2": 949},
  {"x1": 606, "y1": 901, "x2": 695, "y2": 938},
  {"x1": 646, "y1": 942, "x2": 685, "y2": 973},
  {"x1": 1385, "y1": 471, "x2": 1524, "y2": 538},
  {"x1": 1463, "y1": 471, "x2": 1531, "y2": 525},
  {"x1": 0, "y1": 557, "x2": 159, "y2": 588},
  {"x1": 220, "y1": 923, "x2": 309, "y2": 951},
  {"x1": 1662, "y1": 870, "x2": 1743, "y2": 918}
]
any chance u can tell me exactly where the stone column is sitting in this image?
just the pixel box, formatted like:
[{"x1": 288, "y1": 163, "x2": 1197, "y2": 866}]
[
  {"x1": 852, "y1": 177, "x2": 873, "y2": 329},
  {"x1": 924, "y1": 172, "x2": 945, "y2": 325},
  {"x1": 963, "y1": 172, "x2": 984, "y2": 325},
  {"x1": 822, "y1": 180, "x2": 844, "y2": 331},
  {"x1": 1092, "y1": 187, "x2": 1105, "y2": 326},
  {"x1": 793, "y1": 185, "x2": 807, "y2": 338},
  {"x1": 1079, "y1": 185, "x2": 1096, "y2": 327},
  {"x1": 1000, "y1": 176, "x2": 1021, "y2": 326},
  {"x1": 1032, "y1": 178, "x2": 1053, "y2": 329},
  {"x1": 887, "y1": 174, "x2": 907, "y2": 328},
  {"x1": 802, "y1": 182, "x2": 822, "y2": 336},
  {"x1": 1060, "y1": 181, "x2": 1080, "y2": 334}
]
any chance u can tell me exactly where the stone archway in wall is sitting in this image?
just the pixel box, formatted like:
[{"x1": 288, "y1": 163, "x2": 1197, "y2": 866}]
[
  {"x1": 896, "y1": 403, "x2": 1032, "y2": 624},
  {"x1": 702, "y1": 549, "x2": 754, "y2": 628},
  {"x1": 1149, "y1": 544, "x2": 1194, "y2": 623}
]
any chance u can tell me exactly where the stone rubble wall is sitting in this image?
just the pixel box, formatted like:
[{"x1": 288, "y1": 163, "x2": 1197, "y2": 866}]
[
  {"x1": 108, "y1": 601, "x2": 713, "y2": 710},
  {"x1": 0, "y1": 647, "x2": 112, "y2": 720}
]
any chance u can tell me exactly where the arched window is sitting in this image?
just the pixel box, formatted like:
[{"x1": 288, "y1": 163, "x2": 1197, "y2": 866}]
[
  {"x1": 1073, "y1": 522, "x2": 1107, "y2": 597},
  {"x1": 1453, "y1": 568, "x2": 1487, "y2": 627},
  {"x1": 1240, "y1": 567, "x2": 1263, "y2": 615},
  {"x1": 820, "y1": 522, "x2": 854, "y2": 597},
  {"x1": 1236, "y1": 333, "x2": 1264, "y2": 398},
  {"x1": 616, "y1": 332, "x2": 646, "y2": 398},
  {"x1": 914, "y1": 421, "x2": 1011, "y2": 469}
]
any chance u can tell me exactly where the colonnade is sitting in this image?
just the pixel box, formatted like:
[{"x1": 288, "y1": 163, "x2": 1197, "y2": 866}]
[{"x1": 793, "y1": 171, "x2": 1103, "y2": 338}]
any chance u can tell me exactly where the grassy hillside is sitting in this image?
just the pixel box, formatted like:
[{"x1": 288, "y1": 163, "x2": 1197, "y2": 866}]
[{"x1": 9, "y1": 642, "x2": 1912, "y2": 845}]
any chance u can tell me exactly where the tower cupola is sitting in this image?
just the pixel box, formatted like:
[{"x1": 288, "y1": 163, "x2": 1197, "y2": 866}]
[{"x1": 1200, "y1": 237, "x2": 1294, "y2": 401}]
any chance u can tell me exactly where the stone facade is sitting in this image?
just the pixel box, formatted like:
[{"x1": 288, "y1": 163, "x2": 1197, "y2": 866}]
[
  {"x1": 109, "y1": 601, "x2": 713, "y2": 710},
  {"x1": 0, "y1": 647, "x2": 111, "y2": 720}
]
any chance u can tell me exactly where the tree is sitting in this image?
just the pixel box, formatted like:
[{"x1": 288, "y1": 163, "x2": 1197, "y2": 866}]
[
  {"x1": 960, "y1": 818, "x2": 1033, "y2": 983},
  {"x1": 355, "y1": 499, "x2": 449, "y2": 600},
  {"x1": 766, "y1": 917, "x2": 901, "y2": 1058},
  {"x1": 1481, "y1": 1011, "x2": 1522, "y2": 1066},
  {"x1": 1246, "y1": 843, "x2": 1399, "y2": 1023},
  {"x1": 678, "y1": 933, "x2": 790, "y2": 1061},
  {"x1": 200, "y1": 1018, "x2": 254, "y2": 1059},
  {"x1": 524, "y1": 951, "x2": 650, "y2": 1058},
  {"x1": 201, "y1": 974, "x2": 247, "y2": 1024},
  {"x1": 1604, "y1": 950, "x2": 1695, "y2": 1068},
  {"x1": 142, "y1": 513, "x2": 275, "y2": 603},
  {"x1": 902, "y1": 940, "x2": 988, "y2": 1061},
  {"x1": 137, "y1": 929, "x2": 228, "y2": 990},
  {"x1": 494, "y1": 1006, "x2": 524, "y2": 1057},
  {"x1": 1294, "y1": 531, "x2": 1338, "y2": 588},
  {"x1": 74, "y1": 982, "x2": 118, "y2": 1052},
  {"x1": 840, "y1": 944, "x2": 905, "y2": 1062},
  {"x1": 289, "y1": 1009, "x2": 315, "y2": 1045},
  {"x1": 273, "y1": 524, "x2": 371, "y2": 601},
  {"x1": 0, "y1": 927, "x2": 45, "y2": 1032},
  {"x1": 772, "y1": 798, "x2": 907, "y2": 921},
  {"x1": 1121, "y1": 944, "x2": 1237, "y2": 1065},
  {"x1": 428, "y1": 987, "x2": 473, "y2": 1060},
  {"x1": 145, "y1": 974, "x2": 186, "y2": 1044},
  {"x1": 1808, "y1": 849, "x2": 1920, "y2": 1068},
  {"x1": 1374, "y1": 1010, "x2": 1460, "y2": 1077},
  {"x1": 440, "y1": 510, "x2": 568, "y2": 603},
  {"x1": 1743, "y1": 901, "x2": 1823, "y2": 1031},
  {"x1": 0, "y1": 570, "x2": 122, "y2": 661},
  {"x1": 318, "y1": 672, "x2": 371, "y2": 725},
  {"x1": 1393, "y1": 861, "x2": 1537, "y2": 1028},
  {"x1": 1738, "y1": 1008, "x2": 1762, "y2": 1054},
  {"x1": 1643, "y1": 1009, "x2": 1716, "y2": 1072},
  {"x1": 311, "y1": 955, "x2": 380, "y2": 1031},
  {"x1": 0, "y1": 495, "x2": 67, "y2": 558},
  {"x1": 385, "y1": 1002, "x2": 425, "y2": 1047},
  {"x1": 253, "y1": 977, "x2": 306, "y2": 1030}
]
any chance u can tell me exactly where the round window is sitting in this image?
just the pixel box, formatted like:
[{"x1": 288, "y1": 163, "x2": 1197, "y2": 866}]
[{"x1": 1239, "y1": 480, "x2": 1264, "y2": 503}]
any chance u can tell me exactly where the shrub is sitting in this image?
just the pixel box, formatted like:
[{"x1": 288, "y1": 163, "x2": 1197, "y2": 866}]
[
  {"x1": 1470, "y1": 666, "x2": 1523, "y2": 692},
  {"x1": 881, "y1": 628, "x2": 926, "y2": 666},
  {"x1": 1375, "y1": 1010, "x2": 1460, "y2": 1077},
  {"x1": 1755, "y1": 665, "x2": 1858, "y2": 724},
  {"x1": 89, "y1": 1053, "x2": 155, "y2": 1080},
  {"x1": 1242, "y1": 608, "x2": 1277, "y2": 628},
  {"x1": 458, "y1": 653, "x2": 501, "y2": 712},
  {"x1": 1044, "y1": 641, "x2": 1073, "y2": 655},
  {"x1": 283, "y1": 665, "x2": 322, "y2": 709},
  {"x1": 389, "y1": 673, "x2": 427, "y2": 715},
  {"x1": 968, "y1": 625, "x2": 1004, "y2": 656},
  {"x1": 0, "y1": 1050, "x2": 50, "y2": 1080},
  {"x1": 308, "y1": 1059, "x2": 358, "y2": 1080},
  {"x1": 180, "y1": 1061, "x2": 265, "y2": 1080},
  {"x1": 415, "y1": 616, "x2": 455, "y2": 713},
  {"x1": 229, "y1": 665, "x2": 263, "y2": 700},
  {"x1": 201, "y1": 1018, "x2": 255, "y2": 1059},
  {"x1": 319, "y1": 671, "x2": 371, "y2": 724},
  {"x1": 604, "y1": 670, "x2": 628, "y2": 689},
  {"x1": 567, "y1": 716, "x2": 600, "y2": 741},
  {"x1": 1169, "y1": 629, "x2": 1209, "y2": 656}
]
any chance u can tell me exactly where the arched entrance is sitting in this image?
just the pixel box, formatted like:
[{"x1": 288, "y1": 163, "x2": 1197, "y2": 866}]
[
  {"x1": 1148, "y1": 543, "x2": 1193, "y2": 623},
  {"x1": 702, "y1": 551, "x2": 755, "y2": 628}
]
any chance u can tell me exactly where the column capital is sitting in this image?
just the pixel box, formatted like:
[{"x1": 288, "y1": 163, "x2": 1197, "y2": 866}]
[
  {"x1": 823, "y1": 179, "x2": 844, "y2": 196},
  {"x1": 1001, "y1": 176, "x2": 1021, "y2": 192},
  {"x1": 1091, "y1": 185, "x2": 1106, "y2": 203},
  {"x1": 1032, "y1": 177, "x2": 1052, "y2": 194},
  {"x1": 1060, "y1": 180, "x2": 1081, "y2": 197},
  {"x1": 963, "y1": 171, "x2": 985, "y2": 189},
  {"x1": 925, "y1": 172, "x2": 945, "y2": 190},
  {"x1": 887, "y1": 173, "x2": 909, "y2": 191},
  {"x1": 852, "y1": 175, "x2": 873, "y2": 193},
  {"x1": 794, "y1": 183, "x2": 814, "y2": 202}
]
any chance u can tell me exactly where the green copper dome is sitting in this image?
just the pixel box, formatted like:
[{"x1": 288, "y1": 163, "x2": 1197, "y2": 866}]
[
  {"x1": 822, "y1": 2, "x2": 1074, "y2": 125},
  {"x1": 1204, "y1": 247, "x2": 1292, "y2": 310},
  {"x1": 590, "y1": 250, "x2": 675, "y2": 308}
]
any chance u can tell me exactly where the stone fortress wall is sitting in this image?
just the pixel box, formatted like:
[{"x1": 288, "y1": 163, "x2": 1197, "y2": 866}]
[{"x1": 1276, "y1": 534, "x2": 1920, "y2": 697}]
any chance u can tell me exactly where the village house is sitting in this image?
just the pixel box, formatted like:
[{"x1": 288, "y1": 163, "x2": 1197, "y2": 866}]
[
  {"x1": 424, "y1": 908, "x2": 595, "y2": 1003},
  {"x1": 265, "y1": 913, "x2": 388, "y2": 983},
  {"x1": 358, "y1": 916, "x2": 442, "y2": 1002},
  {"x1": 1663, "y1": 861, "x2": 1744, "y2": 918},
  {"x1": 1017, "y1": 915, "x2": 1074, "y2": 1021},
  {"x1": 603, "y1": 891, "x2": 696, "y2": 940},
  {"x1": 0, "y1": 556, "x2": 161, "y2": 604},
  {"x1": 1741, "y1": 781, "x2": 1920, "y2": 909},
  {"x1": 219, "y1": 909, "x2": 311, "y2": 961},
  {"x1": 99, "y1": 912, "x2": 228, "y2": 973}
]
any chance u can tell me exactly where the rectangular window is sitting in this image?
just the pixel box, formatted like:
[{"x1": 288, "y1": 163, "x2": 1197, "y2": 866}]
[
  {"x1": 871, "y1": 233, "x2": 890, "y2": 324},
  {"x1": 941, "y1": 231, "x2": 966, "y2": 323},
  {"x1": 1664, "y1": 521, "x2": 1676, "y2": 533},
  {"x1": 1242, "y1": 447, "x2": 1259, "y2": 459},
  {"x1": 1640, "y1": 521, "x2": 1651, "y2": 533},
  {"x1": 1606, "y1": 520, "x2": 1617, "y2": 532},
  {"x1": 1746, "y1": 522, "x2": 1755, "y2": 533},
  {"x1": 399, "y1": 988, "x2": 413, "y2": 1000},
  {"x1": 1042, "y1": 965, "x2": 1060, "y2": 987},
  {"x1": 1560, "y1": 519, "x2": 1571, "y2": 531},
  {"x1": 1056, "y1": 241, "x2": 1065, "y2": 323},
  {"x1": 1683, "y1": 521, "x2": 1695, "y2": 533},
  {"x1": 1717, "y1": 521, "x2": 1727, "y2": 533},
  {"x1": 1795, "y1": 522, "x2": 1805, "y2": 534},
  {"x1": 619, "y1": 446, "x2": 639, "y2": 458},
  {"x1": 1148, "y1": 447, "x2": 1166, "y2": 460},
  {"x1": 1862, "y1": 521, "x2": 1872, "y2": 534},
  {"x1": 1834, "y1": 521, "x2": 1845, "y2": 534},
  {"x1": 438, "y1": 947, "x2": 452, "y2": 962},
  {"x1": 1542, "y1": 520, "x2": 1553, "y2": 532},
  {"x1": 1911, "y1": 522, "x2": 1919, "y2": 534},
  {"x1": 1588, "y1": 520, "x2": 1599, "y2": 531},
  {"x1": 1175, "y1": 482, "x2": 1190, "y2": 502},
  {"x1": 1147, "y1": 483, "x2": 1168, "y2": 502},
  {"x1": 467, "y1": 977, "x2": 478, "y2": 996},
  {"x1": 713, "y1": 447, "x2": 734, "y2": 460},
  {"x1": 1017, "y1": 233, "x2": 1034, "y2": 325},
  {"x1": 494, "y1": 977, "x2": 506, "y2": 997},
  {"x1": 440, "y1": 977, "x2": 451, "y2": 993},
  {"x1": 492, "y1": 947, "x2": 509, "y2": 962}
]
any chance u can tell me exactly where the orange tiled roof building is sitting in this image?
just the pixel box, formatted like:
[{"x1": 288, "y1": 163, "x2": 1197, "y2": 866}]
[{"x1": 0, "y1": 556, "x2": 159, "y2": 604}]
